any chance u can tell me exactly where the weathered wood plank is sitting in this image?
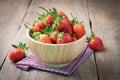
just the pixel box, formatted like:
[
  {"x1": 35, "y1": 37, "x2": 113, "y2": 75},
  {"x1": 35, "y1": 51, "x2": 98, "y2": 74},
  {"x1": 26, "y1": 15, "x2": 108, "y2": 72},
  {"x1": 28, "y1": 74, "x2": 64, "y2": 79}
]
[
  {"x1": 88, "y1": 0, "x2": 120, "y2": 80},
  {"x1": 0, "y1": 0, "x2": 31, "y2": 68},
  {"x1": 0, "y1": 0, "x2": 97, "y2": 80}
]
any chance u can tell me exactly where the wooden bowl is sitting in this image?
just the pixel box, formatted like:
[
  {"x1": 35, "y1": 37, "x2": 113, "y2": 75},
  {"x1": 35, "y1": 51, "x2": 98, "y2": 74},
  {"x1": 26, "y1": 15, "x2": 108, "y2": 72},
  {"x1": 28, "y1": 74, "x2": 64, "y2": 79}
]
[{"x1": 27, "y1": 30, "x2": 86, "y2": 67}]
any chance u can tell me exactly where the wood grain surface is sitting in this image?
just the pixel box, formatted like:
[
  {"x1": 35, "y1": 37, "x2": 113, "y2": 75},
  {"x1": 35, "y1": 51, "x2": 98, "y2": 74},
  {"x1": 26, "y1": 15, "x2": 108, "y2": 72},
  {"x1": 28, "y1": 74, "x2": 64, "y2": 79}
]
[
  {"x1": 88, "y1": 0, "x2": 120, "y2": 80},
  {"x1": 0, "y1": 0, "x2": 119, "y2": 80},
  {"x1": 0, "y1": 0, "x2": 31, "y2": 68}
]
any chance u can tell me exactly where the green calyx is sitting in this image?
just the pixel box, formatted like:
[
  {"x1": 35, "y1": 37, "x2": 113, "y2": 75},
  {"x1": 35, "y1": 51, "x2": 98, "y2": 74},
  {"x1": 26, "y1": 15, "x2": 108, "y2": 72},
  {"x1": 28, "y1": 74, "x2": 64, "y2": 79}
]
[
  {"x1": 70, "y1": 13, "x2": 83, "y2": 25},
  {"x1": 91, "y1": 31, "x2": 95, "y2": 38},
  {"x1": 38, "y1": 12, "x2": 48, "y2": 21},
  {"x1": 52, "y1": 14, "x2": 63, "y2": 29},
  {"x1": 12, "y1": 42, "x2": 28, "y2": 51},
  {"x1": 57, "y1": 31, "x2": 65, "y2": 41},
  {"x1": 87, "y1": 31, "x2": 95, "y2": 42},
  {"x1": 31, "y1": 32, "x2": 41, "y2": 40},
  {"x1": 41, "y1": 26, "x2": 55, "y2": 36}
]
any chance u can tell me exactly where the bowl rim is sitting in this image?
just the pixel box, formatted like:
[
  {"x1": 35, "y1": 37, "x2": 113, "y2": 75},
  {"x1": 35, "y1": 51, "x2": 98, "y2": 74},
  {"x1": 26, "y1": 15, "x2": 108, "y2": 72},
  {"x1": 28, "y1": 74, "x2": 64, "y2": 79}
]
[{"x1": 27, "y1": 30, "x2": 86, "y2": 46}]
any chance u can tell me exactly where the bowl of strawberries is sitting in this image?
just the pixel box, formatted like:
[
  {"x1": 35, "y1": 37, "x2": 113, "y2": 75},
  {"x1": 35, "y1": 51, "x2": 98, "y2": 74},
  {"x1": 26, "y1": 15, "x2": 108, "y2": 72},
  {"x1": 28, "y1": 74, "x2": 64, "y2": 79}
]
[{"x1": 26, "y1": 7, "x2": 86, "y2": 67}]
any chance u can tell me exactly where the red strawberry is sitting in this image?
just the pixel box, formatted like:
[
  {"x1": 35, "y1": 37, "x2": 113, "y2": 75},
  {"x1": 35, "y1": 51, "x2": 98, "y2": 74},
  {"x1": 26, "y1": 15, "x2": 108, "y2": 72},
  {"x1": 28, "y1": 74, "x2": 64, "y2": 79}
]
[
  {"x1": 88, "y1": 32, "x2": 104, "y2": 51},
  {"x1": 57, "y1": 18, "x2": 72, "y2": 34},
  {"x1": 32, "y1": 22, "x2": 45, "y2": 32},
  {"x1": 49, "y1": 31, "x2": 58, "y2": 43},
  {"x1": 57, "y1": 32, "x2": 73, "y2": 44},
  {"x1": 57, "y1": 11, "x2": 68, "y2": 19},
  {"x1": 46, "y1": 15, "x2": 54, "y2": 25},
  {"x1": 72, "y1": 37, "x2": 77, "y2": 41},
  {"x1": 9, "y1": 48, "x2": 24, "y2": 62},
  {"x1": 38, "y1": 34, "x2": 52, "y2": 44},
  {"x1": 73, "y1": 23, "x2": 85, "y2": 39},
  {"x1": 9, "y1": 43, "x2": 28, "y2": 62}
]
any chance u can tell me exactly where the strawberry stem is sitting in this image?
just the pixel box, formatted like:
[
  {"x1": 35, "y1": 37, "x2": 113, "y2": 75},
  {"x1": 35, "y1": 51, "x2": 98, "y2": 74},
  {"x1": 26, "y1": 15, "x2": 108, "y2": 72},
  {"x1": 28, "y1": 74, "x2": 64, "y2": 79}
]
[
  {"x1": 70, "y1": 13, "x2": 80, "y2": 25},
  {"x1": 12, "y1": 44, "x2": 19, "y2": 48},
  {"x1": 91, "y1": 31, "x2": 95, "y2": 38},
  {"x1": 39, "y1": 7, "x2": 50, "y2": 14},
  {"x1": 24, "y1": 23, "x2": 32, "y2": 31},
  {"x1": 87, "y1": 31, "x2": 95, "y2": 42}
]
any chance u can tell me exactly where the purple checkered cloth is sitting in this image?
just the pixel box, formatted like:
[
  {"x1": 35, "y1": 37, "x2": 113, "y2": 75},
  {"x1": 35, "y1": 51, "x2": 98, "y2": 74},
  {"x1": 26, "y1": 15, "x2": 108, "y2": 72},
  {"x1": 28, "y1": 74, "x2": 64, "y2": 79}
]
[{"x1": 16, "y1": 43, "x2": 93, "y2": 76}]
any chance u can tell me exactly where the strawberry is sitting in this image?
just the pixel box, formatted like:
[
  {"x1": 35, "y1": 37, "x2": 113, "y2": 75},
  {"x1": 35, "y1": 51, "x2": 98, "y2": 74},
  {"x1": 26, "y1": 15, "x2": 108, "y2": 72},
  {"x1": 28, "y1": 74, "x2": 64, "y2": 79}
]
[
  {"x1": 57, "y1": 32, "x2": 73, "y2": 44},
  {"x1": 9, "y1": 43, "x2": 28, "y2": 62},
  {"x1": 57, "y1": 18, "x2": 72, "y2": 34},
  {"x1": 72, "y1": 37, "x2": 77, "y2": 41},
  {"x1": 49, "y1": 31, "x2": 58, "y2": 43},
  {"x1": 32, "y1": 22, "x2": 45, "y2": 32},
  {"x1": 57, "y1": 11, "x2": 72, "y2": 34},
  {"x1": 73, "y1": 23, "x2": 85, "y2": 39},
  {"x1": 46, "y1": 15, "x2": 54, "y2": 25},
  {"x1": 88, "y1": 32, "x2": 104, "y2": 51},
  {"x1": 38, "y1": 34, "x2": 52, "y2": 44},
  {"x1": 70, "y1": 14, "x2": 85, "y2": 39},
  {"x1": 57, "y1": 11, "x2": 68, "y2": 19},
  {"x1": 9, "y1": 48, "x2": 24, "y2": 62}
]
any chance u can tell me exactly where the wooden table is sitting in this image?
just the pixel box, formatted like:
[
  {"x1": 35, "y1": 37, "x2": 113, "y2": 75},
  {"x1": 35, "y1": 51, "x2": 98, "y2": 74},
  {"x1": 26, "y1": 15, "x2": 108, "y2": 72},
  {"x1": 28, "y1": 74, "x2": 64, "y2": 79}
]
[{"x1": 0, "y1": 0, "x2": 120, "y2": 80}]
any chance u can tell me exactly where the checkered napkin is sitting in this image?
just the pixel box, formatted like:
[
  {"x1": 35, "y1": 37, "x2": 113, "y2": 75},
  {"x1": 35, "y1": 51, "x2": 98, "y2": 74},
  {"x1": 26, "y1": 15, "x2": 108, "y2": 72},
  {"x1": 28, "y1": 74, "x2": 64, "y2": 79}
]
[{"x1": 16, "y1": 43, "x2": 93, "y2": 76}]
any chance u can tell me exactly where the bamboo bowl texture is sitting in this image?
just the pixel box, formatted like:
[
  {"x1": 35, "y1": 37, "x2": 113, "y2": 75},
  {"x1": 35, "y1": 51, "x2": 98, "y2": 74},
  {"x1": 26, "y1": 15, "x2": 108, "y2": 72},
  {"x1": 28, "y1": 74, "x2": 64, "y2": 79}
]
[{"x1": 27, "y1": 30, "x2": 86, "y2": 67}]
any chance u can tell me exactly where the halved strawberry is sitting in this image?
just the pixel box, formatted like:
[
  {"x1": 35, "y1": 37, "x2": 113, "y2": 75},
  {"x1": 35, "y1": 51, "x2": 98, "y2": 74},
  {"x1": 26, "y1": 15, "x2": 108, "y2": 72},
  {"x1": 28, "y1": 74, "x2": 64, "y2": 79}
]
[
  {"x1": 38, "y1": 34, "x2": 52, "y2": 44},
  {"x1": 32, "y1": 22, "x2": 45, "y2": 32}
]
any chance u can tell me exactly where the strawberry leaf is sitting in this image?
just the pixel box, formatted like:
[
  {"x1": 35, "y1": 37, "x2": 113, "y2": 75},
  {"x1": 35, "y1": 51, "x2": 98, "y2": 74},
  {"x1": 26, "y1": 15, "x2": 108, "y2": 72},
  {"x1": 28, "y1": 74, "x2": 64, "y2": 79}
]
[
  {"x1": 31, "y1": 32, "x2": 41, "y2": 40},
  {"x1": 91, "y1": 31, "x2": 95, "y2": 38},
  {"x1": 38, "y1": 12, "x2": 48, "y2": 21},
  {"x1": 41, "y1": 26, "x2": 55, "y2": 36},
  {"x1": 71, "y1": 33, "x2": 77, "y2": 37},
  {"x1": 12, "y1": 42, "x2": 28, "y2": 51},
  {"x1": 57, "y1": 31, "x2": 65, "y2": 41},
  {"x1": 70, "y1": 13, "x2": 83, "y2": 25},
  {"x1": 18, "y1": 42, "x2": 28, "y2": 50},
  {"x1": 12, "y1": 44, "x2": 19, "y2": 48}
]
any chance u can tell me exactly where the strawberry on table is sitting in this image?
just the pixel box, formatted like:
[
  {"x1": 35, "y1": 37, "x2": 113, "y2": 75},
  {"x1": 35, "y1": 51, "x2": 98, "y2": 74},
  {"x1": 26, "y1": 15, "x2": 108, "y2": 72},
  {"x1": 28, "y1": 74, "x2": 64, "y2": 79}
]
[
  {"x1": 88, "y1": 32, "x2": 104, "y2": 51},
  {"x1": 9, "y1": 48, "x2": 24, "y2": 62},
  {"x1": 9, "y1": 42, "x2": 28, "y2": 62}
]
